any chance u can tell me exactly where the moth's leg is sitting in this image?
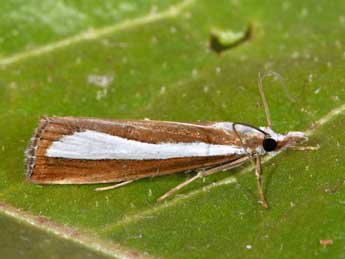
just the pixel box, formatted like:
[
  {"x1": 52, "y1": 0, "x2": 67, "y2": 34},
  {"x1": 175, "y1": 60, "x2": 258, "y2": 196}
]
[
  {"x1": 157, "y1": 157, "x2": 249, "y2": 202},
  {"x1": 287, "y1": 145, "x2": 320, "y2": 151},
  {"x1": 157, "y1": 172, "x2": 203, "y2": 202},
  {"x1": 95, "y1": 180, "x2": 134, "y2": 192},
  {"x1": 254, "y1": 156, "x2": 269, "y2": 209}
]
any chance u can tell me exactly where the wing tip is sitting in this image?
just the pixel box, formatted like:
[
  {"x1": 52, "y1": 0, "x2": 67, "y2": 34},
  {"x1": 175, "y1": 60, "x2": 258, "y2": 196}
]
[{"x1": 24, "y1": 117, "x2": 50, "y2": 180}]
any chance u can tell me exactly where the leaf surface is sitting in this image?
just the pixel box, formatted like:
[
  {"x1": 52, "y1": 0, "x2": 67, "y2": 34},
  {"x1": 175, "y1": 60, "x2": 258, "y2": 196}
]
[{"x1": 0, "y1": 0, "x2": 344, "y2": 258}]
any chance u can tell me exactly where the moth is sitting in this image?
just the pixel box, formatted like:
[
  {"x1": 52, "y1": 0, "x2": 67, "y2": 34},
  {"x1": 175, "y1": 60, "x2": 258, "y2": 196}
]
[{"x1": 25, "y1": 73, "x2": 317, "y2": 208}]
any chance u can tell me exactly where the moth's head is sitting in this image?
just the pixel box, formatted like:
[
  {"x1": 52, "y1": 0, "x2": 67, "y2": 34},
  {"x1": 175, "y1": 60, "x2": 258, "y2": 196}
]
[
  {"x1": 260, "y1": 128, "x2": 307, "y2": 153},
  {"x1": 231, "y1": 123, "x2": 307, "y2": 155}
]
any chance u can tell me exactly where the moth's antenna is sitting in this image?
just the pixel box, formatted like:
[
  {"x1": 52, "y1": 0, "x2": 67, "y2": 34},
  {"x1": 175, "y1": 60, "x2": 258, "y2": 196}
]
[
  {"x1": 232, "y1": 123, "x2": 249, "y2": 157},
  {"x1": 233, "y1": 122, "x2": 269, "y2": 136},
  {"x1": 258, "y1": 71, "x2": 294, "y2": 129}
]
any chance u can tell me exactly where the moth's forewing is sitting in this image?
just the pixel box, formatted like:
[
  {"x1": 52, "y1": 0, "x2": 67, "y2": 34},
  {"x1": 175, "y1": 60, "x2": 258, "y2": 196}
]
[{"x1": 26, "y1": 117, "x2": 245, "y2": 184}]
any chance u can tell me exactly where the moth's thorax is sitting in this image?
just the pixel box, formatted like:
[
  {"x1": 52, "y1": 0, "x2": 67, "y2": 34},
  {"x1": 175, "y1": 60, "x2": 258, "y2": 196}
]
[{"x1": 216, "y1": 123, "x2": 267, "y2": 154}]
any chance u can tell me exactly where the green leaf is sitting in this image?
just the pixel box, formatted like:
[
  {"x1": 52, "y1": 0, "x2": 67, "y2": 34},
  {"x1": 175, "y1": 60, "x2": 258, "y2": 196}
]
[
  {"x1": 0, "y1": 212, "x2": 113, "y2": 259},
  {"x1": 1, "y1": 0, "x2": 345, "y2": 258}
]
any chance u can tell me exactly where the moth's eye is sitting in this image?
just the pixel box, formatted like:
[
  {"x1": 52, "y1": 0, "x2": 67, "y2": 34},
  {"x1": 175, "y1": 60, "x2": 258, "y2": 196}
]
[{"x1": 263, "y1": 138, "x2": 277, "y2": 152}]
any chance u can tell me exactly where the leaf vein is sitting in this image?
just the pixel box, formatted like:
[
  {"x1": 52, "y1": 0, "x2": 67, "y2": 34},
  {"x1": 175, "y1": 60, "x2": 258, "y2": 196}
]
[{"x1": 0, "y1": 0, "x2": 195, "y2": 67}]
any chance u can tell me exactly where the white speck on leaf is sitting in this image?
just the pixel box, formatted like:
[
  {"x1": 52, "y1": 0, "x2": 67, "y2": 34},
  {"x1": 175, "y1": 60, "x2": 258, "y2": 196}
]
[
  {"x1": 9, "y1": 82, "x2": 17, "y2": 89},
  {"x1": 308, "y1": 74, "x2": 313, "y2": 82},
  {"x1": 87, "y1": 74, "x2": 114, "y2": 100},
  {"x1": 331, "y1": 96, "x2": 340, "y2": 102},
  {"x1": 192, "y1": 69, "x2": 198, "y2": 77},
  {"x1": 245, "y1": 245, "x2": 252, "y2": 250},
  {"x1": 314, "y1": 88, "x2": 321, "y2": 94},
  {"x1": 96, "y1": 91, "x2": 105, "y2": 101},
  {"x1": 88, "y1": 74, "x2": 113, "y2": 88},
  {"x1": 291, "y1": 51, "x2": 300, "y2": 59},
  {"x1": 160, "y1": 86, "x2": 166, "y2": 95}
]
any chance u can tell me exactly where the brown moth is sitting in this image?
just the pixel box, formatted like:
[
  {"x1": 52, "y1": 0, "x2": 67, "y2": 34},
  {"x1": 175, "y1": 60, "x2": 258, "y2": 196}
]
[{"x1": 25, "y1": 73, "x2": 317, "y2": 208}]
